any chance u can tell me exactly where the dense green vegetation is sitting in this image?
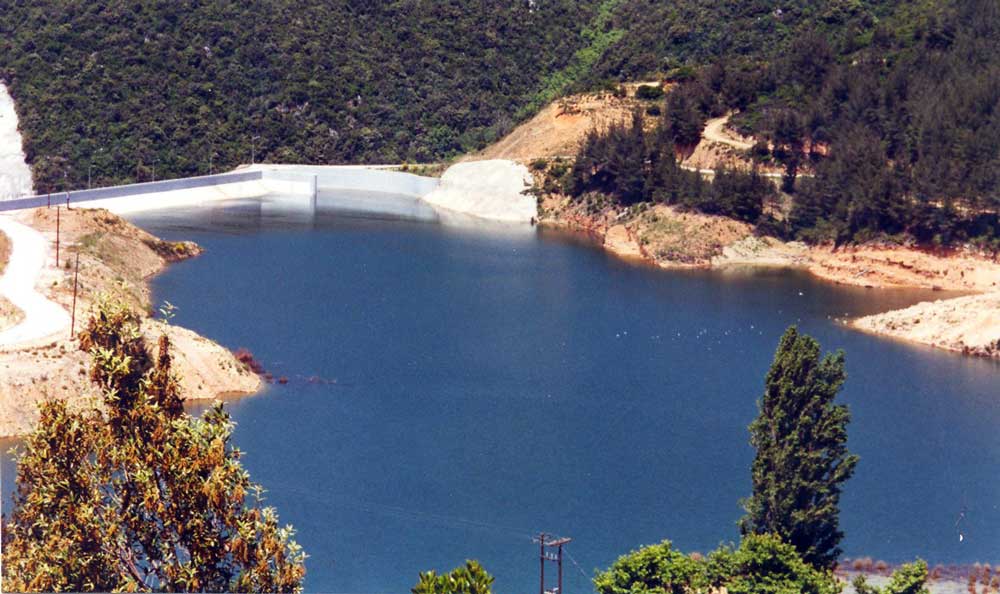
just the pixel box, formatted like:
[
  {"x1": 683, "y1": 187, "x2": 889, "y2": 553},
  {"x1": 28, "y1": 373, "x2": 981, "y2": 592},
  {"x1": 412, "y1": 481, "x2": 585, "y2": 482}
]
[
  {"x1": 574, "y1": 0, "x2": 1000, "y2": 247},
  {"x1": 853, "y1": 561, "x2": 930, "y2": 594},
  {"x1": 412, "y1": 560, "x2": 494, "y2": 594},
  {"x1": 584, "y1": 0, "x2": 904, "y2": 83},
  {"x1": 4, "y1": 0, "x2": 995, "y2": 249},
  {"x1": 740, "y1": 327, "x2": 858, "y2": 570},
  {"x1": 594, "y1": 536, "x2": 840, "y2": 594},
  {"x1": 2, "y1": 299, "x2": 305, "y2": 592},
  {"x1": 0, "y1": 0, "x2": 607, "y2": 190},
  {"x1": 568, "y1": 110, "x2": 775, "y2": 224},
  {"x1": 595, "y1": 537, "x2": 929, "y2": 594}
]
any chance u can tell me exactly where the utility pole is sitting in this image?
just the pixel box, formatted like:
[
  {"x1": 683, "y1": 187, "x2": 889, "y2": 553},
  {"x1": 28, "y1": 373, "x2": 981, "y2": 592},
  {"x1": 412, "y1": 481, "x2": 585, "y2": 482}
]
[
  {"x1": 55, "y1": 206, "x2": 60, "y2": 268},
  {"x1": 533, "y1": 533, "x2": 571, "y2": 594},
  {"x1": 71, "y1": 249, "x2": 80, "y2": 338}
]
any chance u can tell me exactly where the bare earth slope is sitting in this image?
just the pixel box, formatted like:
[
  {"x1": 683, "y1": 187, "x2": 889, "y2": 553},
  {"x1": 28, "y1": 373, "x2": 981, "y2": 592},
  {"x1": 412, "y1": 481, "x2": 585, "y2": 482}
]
[
  {"x1": 475, "y1": 85, "x2": 660, "y2": 162},
  {"x1": 0, "y1": 208, "x2": 260, "y2": 437}
]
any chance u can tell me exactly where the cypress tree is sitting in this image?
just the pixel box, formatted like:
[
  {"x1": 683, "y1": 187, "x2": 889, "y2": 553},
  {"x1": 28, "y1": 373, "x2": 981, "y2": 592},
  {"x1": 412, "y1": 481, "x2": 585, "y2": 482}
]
[{"x1": 739, "y1": 326, "x2": 859, "y2": 570}]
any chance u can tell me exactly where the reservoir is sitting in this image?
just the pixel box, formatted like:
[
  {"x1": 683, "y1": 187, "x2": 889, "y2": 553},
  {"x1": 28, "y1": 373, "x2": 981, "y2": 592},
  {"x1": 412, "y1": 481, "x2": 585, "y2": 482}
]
[{"x1": 4, "y1": 194, "x2": 999, "y2": 592}]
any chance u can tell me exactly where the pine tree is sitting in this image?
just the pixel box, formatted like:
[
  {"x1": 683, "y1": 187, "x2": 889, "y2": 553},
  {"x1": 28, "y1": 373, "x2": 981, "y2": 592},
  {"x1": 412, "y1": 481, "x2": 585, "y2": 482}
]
[{"x1": 739, "y1": 326, "x2": 859, "y2": 570}]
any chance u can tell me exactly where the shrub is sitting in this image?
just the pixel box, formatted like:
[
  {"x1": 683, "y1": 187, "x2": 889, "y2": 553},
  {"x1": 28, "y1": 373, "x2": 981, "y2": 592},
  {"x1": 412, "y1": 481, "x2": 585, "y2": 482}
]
[
  {"x1": 594, "y1": 540, "x2": 706, "y2": 594},
  {"x1": 635, "y1": 84, "x2": 665, "y2": 100}
]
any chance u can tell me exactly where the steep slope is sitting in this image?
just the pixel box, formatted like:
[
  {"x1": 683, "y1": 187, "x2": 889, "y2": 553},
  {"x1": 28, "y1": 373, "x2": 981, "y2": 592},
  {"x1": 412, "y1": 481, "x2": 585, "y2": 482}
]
[
  {"x1": 0, "y1": 83, "x2": 32, "y2": 199},
  {"x1": 0, "y1": 0, "x2": 605, "y2": 189}
]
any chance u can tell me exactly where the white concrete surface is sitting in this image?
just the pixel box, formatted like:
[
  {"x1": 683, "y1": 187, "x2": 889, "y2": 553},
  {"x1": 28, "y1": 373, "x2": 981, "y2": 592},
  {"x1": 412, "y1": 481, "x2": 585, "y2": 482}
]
[
  {"x1": 0, "y1": 214, "x2": 70, "y2": 346},
  {"x1": 76, "y1": 165, "x2": 441, "y2": 216},
  {"x1": 422, "y1": 160, "x2": 537, "y2": 223},
  {"x1": 83, "y1": 178, "x2": 267, "y2": 214},
  {"x1": 0, "y1": 83, "x2": 34, "y2": 200}
]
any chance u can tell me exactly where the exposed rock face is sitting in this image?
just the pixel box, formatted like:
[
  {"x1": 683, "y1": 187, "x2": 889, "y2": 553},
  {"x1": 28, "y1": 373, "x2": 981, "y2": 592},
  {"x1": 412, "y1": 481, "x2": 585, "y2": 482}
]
[{"x1": 854, "y1": 293, "x2": 1000, "y2": 359}]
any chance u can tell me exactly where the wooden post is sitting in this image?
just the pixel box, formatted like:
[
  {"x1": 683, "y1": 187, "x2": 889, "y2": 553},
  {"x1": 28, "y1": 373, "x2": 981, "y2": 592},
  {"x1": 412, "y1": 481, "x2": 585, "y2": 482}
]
[
  {"x1": 539, "y1": 533, "x2": 546, "y2": 594},
  {"x1": 55, "y1": 206, "x2": 60, "y2": 267},
  {"x1": 71, "y1": 249, "x2": 80, "y2": 338}
]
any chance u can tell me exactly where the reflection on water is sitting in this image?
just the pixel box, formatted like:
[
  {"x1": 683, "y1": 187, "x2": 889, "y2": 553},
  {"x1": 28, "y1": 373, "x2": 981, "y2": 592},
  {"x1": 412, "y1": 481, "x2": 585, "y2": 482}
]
[{"x1": 3, "y1": 195, "x2": 998, "y2": 594}]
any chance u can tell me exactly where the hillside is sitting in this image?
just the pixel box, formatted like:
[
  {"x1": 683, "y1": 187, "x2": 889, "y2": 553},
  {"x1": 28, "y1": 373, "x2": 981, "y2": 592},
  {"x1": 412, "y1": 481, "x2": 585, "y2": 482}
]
[
  {"x1": 0, "y1": 0, "x2": 608, "y2": 190},
  {"x1": 0, "y1": 0, "x2": 996, "y2": 252},
  {"x1": 473, "y1": 83, "x2": 659, "y2": 162},
  {"x1": 0, "y1": 0, "x2": 960, "y2": 195}
]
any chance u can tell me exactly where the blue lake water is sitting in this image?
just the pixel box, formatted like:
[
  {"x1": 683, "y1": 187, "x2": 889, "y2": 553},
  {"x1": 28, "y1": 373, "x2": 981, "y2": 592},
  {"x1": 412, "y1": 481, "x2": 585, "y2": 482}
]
[{"x1": 3, "y1": 196, "x2": 999, "y2": 593}]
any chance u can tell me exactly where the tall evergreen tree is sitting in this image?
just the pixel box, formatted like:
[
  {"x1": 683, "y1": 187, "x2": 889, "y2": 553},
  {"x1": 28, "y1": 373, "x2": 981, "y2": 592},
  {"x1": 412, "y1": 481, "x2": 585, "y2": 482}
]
[{"x1": 739, "y1": 327, "x2": 859, "y2": 570}]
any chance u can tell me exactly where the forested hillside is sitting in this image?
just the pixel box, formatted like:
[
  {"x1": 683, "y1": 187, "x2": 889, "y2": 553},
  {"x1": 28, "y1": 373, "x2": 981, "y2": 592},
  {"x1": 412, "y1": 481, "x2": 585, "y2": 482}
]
[
  {"x1": 583, "y1": 0, "x2": 905, "y2": 83},
  {"x1": 563, "y1": 0, "x2": 1000, "y2": 247},
  {"x1": 0, "y1": 0, "x2": 606, "y2": 190},
  {"x1": 1, "y1": 0, "x2": 997, "y2": 248}
]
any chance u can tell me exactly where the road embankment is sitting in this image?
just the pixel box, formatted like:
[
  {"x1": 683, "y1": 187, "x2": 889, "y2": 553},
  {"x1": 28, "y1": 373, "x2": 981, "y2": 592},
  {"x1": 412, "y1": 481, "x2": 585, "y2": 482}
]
[{"x1": 0, "y1": 208, "x2": 261, "y2": 438}]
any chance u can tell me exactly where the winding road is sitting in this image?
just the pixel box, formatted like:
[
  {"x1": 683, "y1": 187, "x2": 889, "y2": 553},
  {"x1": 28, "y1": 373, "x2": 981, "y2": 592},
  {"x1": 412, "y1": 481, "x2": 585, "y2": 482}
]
[
  {"x1": 0, "y1": 214, "x2": 71, "y2": 346},
  {"x1": 702, "y1": 113, "x2": 755, "y2": 150}
]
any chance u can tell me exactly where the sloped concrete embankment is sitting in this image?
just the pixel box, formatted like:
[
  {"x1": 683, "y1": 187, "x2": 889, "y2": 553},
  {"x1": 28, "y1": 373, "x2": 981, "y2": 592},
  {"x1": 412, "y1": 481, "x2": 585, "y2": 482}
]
[
  {"x1": 423, "y1": 160, "x2": 537, "y2": 223},
  {"x1": 0, "y1": 82, "x2": 34, "y2": 200}
]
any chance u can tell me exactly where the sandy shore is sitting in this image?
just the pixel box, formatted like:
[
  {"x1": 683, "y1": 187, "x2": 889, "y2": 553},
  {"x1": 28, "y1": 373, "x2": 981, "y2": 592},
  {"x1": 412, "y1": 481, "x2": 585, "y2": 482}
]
[{"x1": 0, "y1": 207, "x2": 261, "y2": 438}]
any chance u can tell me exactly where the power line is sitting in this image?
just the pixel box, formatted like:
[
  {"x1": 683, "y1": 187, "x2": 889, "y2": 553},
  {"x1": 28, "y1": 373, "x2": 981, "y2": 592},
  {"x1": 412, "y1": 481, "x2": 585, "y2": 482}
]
[{"x1": 564, "y1": 548, "x2": 591, "y2": 582}]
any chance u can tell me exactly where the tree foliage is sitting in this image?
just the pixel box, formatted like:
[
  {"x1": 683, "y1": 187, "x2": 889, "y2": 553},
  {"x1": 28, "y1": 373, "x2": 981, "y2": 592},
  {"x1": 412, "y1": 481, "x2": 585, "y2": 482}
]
[
  {"x1": 593, "y1": 540, "x2": 706, "y2": 594},
  {"x1": 1, "y1": 299, "x2": 306, "y2": 592},
  {"x1": 739, "y1": 326, "x2": 859, "y2": 570},
  {"x1": 411, "y1": 560, "x2": 494, "y2": 594},
  {"x1": 852, "y1": 561, "x2": 930, "y2": 594},
  {"x1": 593, "y1": 535, "x2": 840, "y2": 594},
  {"x1": 0, "y1": 0, "x2": 609, "y2": 190},
  {"x1": 570, "y1": 110, "x2": 774, "y2": 223}
]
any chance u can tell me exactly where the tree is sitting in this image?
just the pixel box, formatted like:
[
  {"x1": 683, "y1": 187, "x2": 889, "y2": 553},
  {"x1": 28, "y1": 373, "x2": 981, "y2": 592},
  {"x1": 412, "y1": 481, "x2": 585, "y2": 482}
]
[
  {"x1": 2, "y1": 299, "x2": 306, "y2": 592},
  {"x1": 592, "y1": 535, "x2": 839, "y2": 594},
  {"x1": 666, "y1": 86, "x2": 706, "y2": 147},
  {"x1": 594, "y1": 540, "x2": 705, "y2": 594},
  {"x1": 718, "y1": 534, "x2": 840, "y2": 594},
  {"x1": 739, "y1": 326, "x2": 859, "y2": 570},
  {"x1": 852, "y1": 561, "x2": 930, "y2": 594},
  {"x1": 412, "y1": 560, "x2": 494, "y2": 594}
]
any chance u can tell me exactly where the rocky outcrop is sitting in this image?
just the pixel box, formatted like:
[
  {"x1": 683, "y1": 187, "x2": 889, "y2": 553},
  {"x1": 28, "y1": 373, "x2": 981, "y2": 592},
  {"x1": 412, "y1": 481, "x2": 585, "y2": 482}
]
[{"x1": 854, "y1": 293, "x2": 1000, "y2": 359}]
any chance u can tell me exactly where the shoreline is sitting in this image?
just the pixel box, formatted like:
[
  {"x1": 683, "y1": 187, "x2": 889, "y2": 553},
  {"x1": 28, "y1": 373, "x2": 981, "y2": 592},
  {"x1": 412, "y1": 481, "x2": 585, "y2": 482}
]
[
  {"x1": 0, "y1": 207, "x2": 262, "y2": 438},
  {"x1": 538, "y1": 203, "x2": 1000, "y2": 360}
]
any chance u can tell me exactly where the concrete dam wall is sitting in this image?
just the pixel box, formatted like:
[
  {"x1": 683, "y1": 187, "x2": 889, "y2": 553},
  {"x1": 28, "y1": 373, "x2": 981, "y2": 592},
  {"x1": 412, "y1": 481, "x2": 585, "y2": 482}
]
[{"x1": 0, "y1": 161, "x2": 538, "y2": 224}]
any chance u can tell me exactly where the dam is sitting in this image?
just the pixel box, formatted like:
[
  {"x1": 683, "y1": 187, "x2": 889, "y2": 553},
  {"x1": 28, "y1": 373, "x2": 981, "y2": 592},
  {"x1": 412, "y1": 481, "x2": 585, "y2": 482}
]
[{"x1": 0, "y1": 160, "x2": 538, "y2": 224}]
